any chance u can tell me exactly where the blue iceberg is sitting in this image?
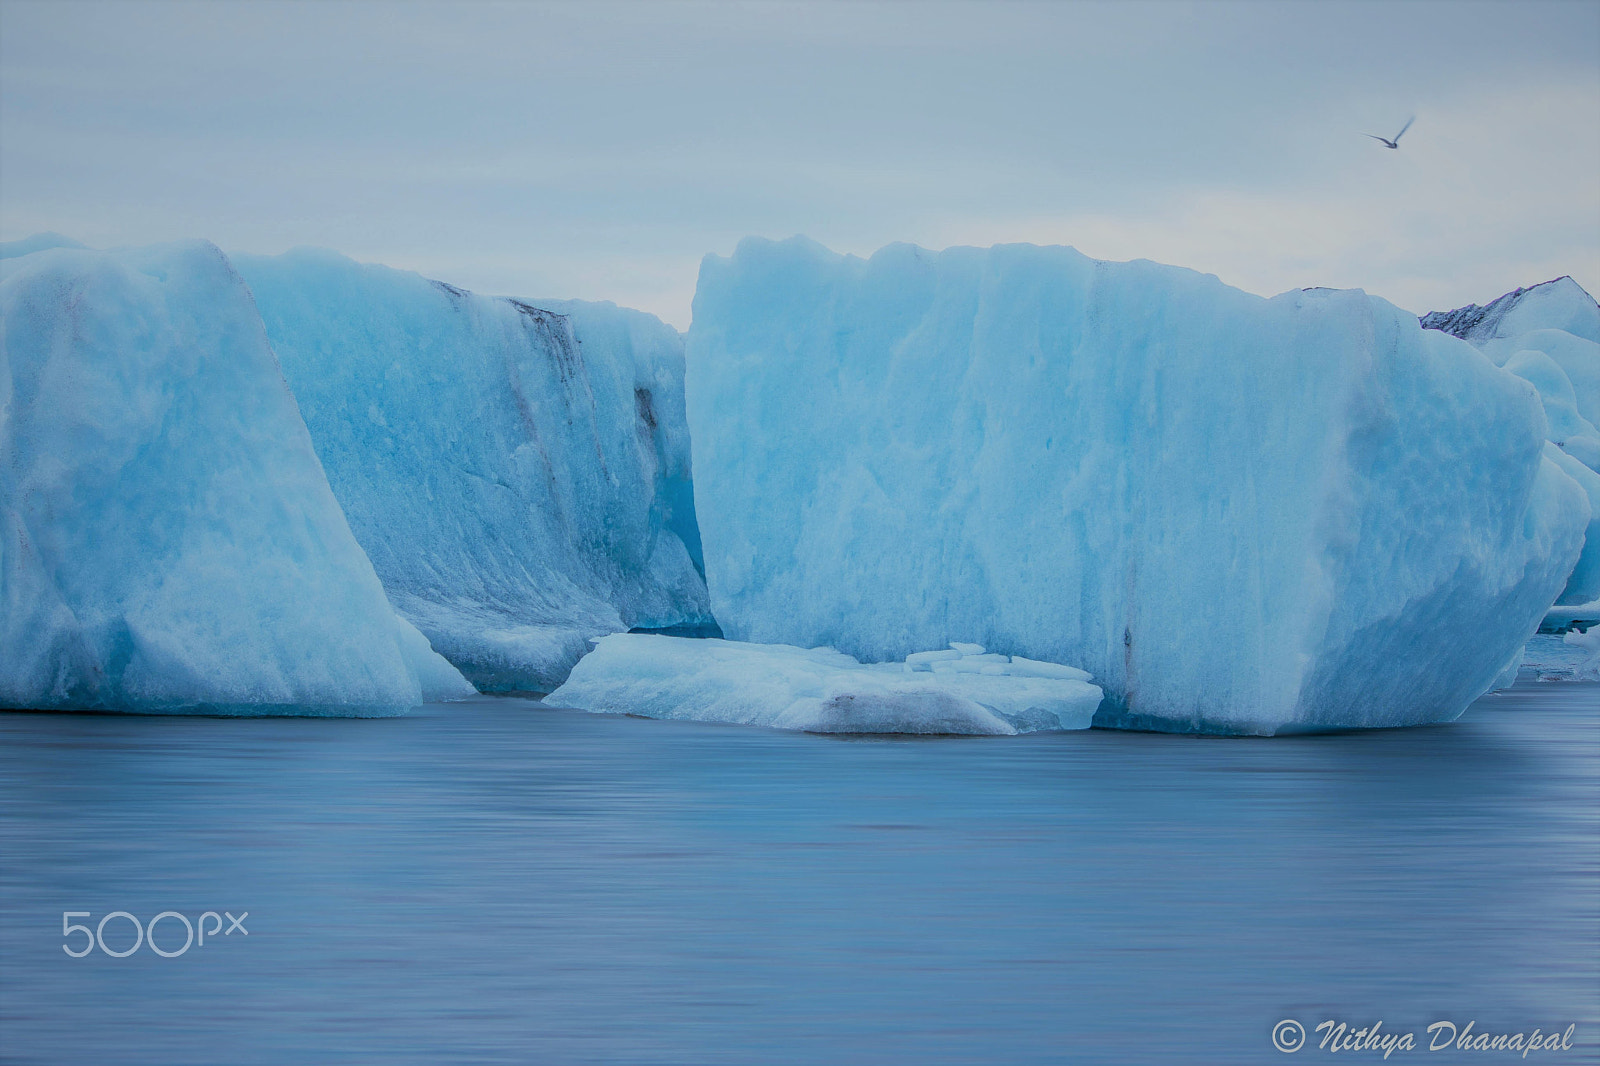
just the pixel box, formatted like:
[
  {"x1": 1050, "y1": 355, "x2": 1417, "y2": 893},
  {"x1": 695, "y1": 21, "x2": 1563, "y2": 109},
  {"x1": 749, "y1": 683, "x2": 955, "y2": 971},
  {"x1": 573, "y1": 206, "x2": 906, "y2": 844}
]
[
  {"x1": 685, "y1": 238, "x2": 1589, "y2": 734},
  {"x1": 1423, "y1": 277, "x2": 1600, "y2": 608},
  {"x1": 235, "y1": 250, "x2": 712, "y2": 692},
  {"x1": 1, "y1": 241, "x2": 472, "y2": 714}
]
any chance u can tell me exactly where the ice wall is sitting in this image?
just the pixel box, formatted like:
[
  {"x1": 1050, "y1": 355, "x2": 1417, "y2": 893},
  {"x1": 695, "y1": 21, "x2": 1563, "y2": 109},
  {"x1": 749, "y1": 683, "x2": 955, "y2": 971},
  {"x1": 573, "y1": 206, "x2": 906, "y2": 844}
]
[
  {"x1": 687, "y1": 238, "x2": 1589, "y2": 735},
  {"x1": 1, "y1": 242, "x2": 472, "y2": 714},
  {"x1": 1423, "y1": 278, "x2": 1600, "y2": 606},
  {"x1": 235, "y1": 250, "x2": 711, "y2": 692}
]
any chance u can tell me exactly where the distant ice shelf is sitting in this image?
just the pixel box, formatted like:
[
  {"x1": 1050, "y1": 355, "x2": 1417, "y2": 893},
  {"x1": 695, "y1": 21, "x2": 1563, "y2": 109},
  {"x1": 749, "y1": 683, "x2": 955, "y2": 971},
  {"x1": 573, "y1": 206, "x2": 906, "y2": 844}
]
[{"x1": 546, "y1": 635, "x2": 1104, "y2": 734}]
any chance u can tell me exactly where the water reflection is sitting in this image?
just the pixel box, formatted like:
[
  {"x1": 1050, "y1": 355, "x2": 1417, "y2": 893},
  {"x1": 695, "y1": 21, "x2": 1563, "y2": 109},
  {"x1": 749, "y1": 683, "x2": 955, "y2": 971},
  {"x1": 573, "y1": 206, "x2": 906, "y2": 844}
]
[{"x1": 1, "y1": 684, "x2": 1595, "y2": 1064}]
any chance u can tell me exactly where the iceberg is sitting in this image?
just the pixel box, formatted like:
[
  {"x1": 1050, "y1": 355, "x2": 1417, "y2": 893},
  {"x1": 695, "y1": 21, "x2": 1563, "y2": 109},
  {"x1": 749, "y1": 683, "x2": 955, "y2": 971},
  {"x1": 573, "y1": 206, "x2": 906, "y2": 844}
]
[
  {"x1": 686, "y1": 237, "x2": 1589, "y2": 735},
  {"x1": 0, "y1": 232, "x2": 86, "y2": 260},
  {"x1": 1422, "y1": 278, "x2": 1600, "y2": 606},
  {"x1": 1542, "y1": 445, "x2": 1600, "y2": 606},
  {"x1": 234, "y1": 250, "x2": 712, "y2": 692},
  {"x1": 1419, "y1": 276, "x2": 1600, "y2": 347},
  {"x1": 1, "y1": 241, "x2": 472, "y2": 714},
  {"x1": 546, "y1": 635, "x2": 1103, "y2": 734}
]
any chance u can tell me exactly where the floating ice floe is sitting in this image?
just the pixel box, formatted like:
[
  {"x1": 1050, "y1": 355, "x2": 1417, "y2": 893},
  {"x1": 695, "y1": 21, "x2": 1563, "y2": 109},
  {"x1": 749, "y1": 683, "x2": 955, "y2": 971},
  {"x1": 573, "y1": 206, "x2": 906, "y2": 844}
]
[
  {"x1": 1563, "y1": 628, "x2": 1600, "y2": 680},
  {"x1": 545, "y1": 635, "x2": 1103, "y2": 734}
]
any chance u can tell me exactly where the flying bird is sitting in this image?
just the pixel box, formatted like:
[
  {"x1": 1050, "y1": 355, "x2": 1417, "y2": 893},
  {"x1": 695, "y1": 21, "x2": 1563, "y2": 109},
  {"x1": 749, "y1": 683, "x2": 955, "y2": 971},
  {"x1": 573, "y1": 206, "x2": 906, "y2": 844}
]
[{"x1": 1365, "y1": 116, "x2": 1414, "y2": 149}]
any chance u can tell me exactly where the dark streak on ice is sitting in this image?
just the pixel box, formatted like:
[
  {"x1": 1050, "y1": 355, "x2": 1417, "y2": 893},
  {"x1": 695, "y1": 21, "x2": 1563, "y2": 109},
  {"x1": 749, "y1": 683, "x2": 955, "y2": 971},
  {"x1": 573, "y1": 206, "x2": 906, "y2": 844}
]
[
  {"x1": 635, "y1": 387, "x2": 658, "y2": 432},
  {"x1": 1419, "y1": 277, "x2": 1578, "y2": 340}
]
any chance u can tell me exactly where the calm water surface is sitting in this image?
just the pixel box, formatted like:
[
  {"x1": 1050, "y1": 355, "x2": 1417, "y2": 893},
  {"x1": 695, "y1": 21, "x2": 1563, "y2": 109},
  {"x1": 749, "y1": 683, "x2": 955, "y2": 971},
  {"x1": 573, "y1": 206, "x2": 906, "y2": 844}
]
[{"x1": 1, "y1": 682, "x2": 1596, "y2": 1065}]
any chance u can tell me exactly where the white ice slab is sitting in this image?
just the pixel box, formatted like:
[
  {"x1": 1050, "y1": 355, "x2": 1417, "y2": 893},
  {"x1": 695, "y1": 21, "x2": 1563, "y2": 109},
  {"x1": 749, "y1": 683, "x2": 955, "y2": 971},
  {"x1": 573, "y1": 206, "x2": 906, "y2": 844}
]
[{"x1": 546, "y1": 634, "x2": 1103, "y2": 734}]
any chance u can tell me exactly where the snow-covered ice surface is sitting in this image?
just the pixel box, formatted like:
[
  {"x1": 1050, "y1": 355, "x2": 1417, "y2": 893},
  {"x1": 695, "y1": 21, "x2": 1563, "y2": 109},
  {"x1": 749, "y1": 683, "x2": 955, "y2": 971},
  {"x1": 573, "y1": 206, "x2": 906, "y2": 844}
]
[
  {"x1": 0, "y1": 242, "x2": 472, "y2": 714},
  {"x1": 687, "y1": 237, "x2": 1589, "y2": 735},
  {"x1": 235, "y1": 250, "x2": 712, "y2": 692},
  {"x1": 1423, "y1": 277, "x2": 1600, "y2": 606},
  {"x1": 547, "y1": 635, "x2": 1103, "y2": 734}
]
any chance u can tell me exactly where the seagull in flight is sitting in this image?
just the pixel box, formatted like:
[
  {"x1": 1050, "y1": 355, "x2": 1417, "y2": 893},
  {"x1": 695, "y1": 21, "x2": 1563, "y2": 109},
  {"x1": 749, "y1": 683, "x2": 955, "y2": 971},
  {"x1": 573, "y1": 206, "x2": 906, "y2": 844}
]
[{"x1": 1365, "y1": 116, "x2": 1414, "y2": 149}]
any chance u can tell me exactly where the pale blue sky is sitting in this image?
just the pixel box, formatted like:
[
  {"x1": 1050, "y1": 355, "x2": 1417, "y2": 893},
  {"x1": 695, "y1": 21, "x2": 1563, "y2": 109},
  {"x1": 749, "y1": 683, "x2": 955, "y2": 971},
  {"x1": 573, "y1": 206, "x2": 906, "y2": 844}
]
[{"x1": 3, "y1": 0, "x2": 1597, "y2": 328}]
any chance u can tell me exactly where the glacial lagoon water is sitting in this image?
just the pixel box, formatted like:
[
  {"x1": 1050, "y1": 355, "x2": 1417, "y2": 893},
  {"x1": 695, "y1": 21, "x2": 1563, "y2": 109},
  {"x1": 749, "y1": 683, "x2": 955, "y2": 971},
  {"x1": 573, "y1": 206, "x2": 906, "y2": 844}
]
[{"x1": 1, "y1": 682, "x2": 1596, "y2": 1065}]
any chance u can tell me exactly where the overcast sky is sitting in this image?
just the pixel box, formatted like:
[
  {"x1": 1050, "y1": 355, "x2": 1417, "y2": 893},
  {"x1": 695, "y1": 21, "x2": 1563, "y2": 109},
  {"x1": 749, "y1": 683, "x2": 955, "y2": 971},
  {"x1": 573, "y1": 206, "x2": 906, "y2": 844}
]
[{"x1": 3, "y1": 0, "x2": 1597, "y2": 329}]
